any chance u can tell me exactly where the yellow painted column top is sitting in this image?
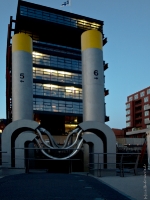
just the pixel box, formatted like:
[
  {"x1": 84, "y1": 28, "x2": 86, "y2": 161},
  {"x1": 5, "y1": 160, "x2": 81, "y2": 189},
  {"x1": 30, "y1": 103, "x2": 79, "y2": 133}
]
[
  {"x1": 81, "y1": 29, "x2": 102, "y2": 51},
  {"x1": 12, "y1": 33, "x2": 32, "y2": 53}
]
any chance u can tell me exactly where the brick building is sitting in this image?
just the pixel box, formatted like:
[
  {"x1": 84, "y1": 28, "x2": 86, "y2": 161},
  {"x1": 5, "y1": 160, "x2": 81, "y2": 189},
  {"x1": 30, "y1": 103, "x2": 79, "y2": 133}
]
[{"x1": 126, "y1": 86, "x2": 150, "y2": 137}]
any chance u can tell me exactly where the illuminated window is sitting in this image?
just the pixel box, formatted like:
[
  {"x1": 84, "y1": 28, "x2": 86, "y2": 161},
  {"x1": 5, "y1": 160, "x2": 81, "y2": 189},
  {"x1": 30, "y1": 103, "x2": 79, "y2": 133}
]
[
  {"x1": 32, "y1": 52, "x2": 81, "y2": 71},
  {"x1": 20, "y1": 6, "x2": 102, "y2": 31},
  {"x1": 77, "y1": 19, "x2": 101, "y2": 30},
  {"x1": 33, "y1": 98, "x2": 82, "y2": 114},
  {"x1": 33, "y1": 83, "x2": 82, "y2": 100}
]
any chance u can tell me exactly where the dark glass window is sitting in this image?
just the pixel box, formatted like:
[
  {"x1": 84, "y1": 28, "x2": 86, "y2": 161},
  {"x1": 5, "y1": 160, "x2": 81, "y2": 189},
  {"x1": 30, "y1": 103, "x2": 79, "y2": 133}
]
[{"x1": 33, "y1": 97, "x2": 82, "y2": 114}]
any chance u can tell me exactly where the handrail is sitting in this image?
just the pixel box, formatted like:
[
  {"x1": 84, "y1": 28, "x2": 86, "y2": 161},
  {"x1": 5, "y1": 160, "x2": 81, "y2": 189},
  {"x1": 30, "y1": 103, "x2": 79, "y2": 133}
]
[
  {"x1": 87, "y1": 153, "x2": 141, "y2": 177},
  {"x1": 25, "y1": 157, "x2": 81, "y2": 174},
  {"x1": 13, "y1": 148, "x2": 81, "y2": 150},
  {"x1": 89, "y1": 152, "x2": 141, "y2": 155}
]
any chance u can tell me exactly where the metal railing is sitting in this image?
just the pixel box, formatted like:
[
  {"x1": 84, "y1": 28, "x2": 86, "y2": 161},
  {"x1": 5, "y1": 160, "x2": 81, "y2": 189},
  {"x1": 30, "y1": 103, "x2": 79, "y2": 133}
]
[
  {"x1": 14, "y1": 147, "x2": 83, "y2": 173},
  {"x1": 87, "y1": 152, "x2": 144, "y2": 177},
  {"x1": 0, "y1": 151, "x2": 148, "y2": 177}
]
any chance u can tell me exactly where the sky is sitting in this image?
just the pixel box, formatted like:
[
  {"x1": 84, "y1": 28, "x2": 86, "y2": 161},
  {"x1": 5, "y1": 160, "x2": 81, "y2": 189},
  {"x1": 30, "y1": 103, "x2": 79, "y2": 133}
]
[{"x1": 0, "y1": 0, "x2": 150, "y2": 129}]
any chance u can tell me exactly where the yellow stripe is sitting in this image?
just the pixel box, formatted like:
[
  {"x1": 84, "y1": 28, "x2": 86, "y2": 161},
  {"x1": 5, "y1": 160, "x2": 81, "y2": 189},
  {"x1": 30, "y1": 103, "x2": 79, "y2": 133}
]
[
  {"x1": 81, "y1": 30, "x2": 102, "y2": 51},
  {"x1": 12, "y1": 33, "x2": 32, "y2": 53}
]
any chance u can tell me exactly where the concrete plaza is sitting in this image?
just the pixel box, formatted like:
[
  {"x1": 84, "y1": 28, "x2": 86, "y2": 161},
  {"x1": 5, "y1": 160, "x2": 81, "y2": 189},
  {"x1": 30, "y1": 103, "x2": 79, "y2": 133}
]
[{"x1": 0, "y1": 168, "x2": 150, "y2": 200}]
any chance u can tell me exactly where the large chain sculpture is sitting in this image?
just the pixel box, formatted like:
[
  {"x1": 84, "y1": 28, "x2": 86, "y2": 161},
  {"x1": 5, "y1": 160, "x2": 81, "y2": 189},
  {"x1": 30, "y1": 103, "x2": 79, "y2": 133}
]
[{"x1": 35, "y1": 127, "x2": 83, "y2": 160}]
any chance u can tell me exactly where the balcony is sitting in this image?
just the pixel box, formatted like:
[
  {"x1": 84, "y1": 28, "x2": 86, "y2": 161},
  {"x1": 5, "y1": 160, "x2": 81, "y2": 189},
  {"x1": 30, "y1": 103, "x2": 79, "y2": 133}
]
[
  {"x1": 135, "y1": 106, "x2": 142, "y2": 113},
  {"x1": 135, "y1": 100, "x2": 142, "y2": 106},
  {"x1": 135, "y1": 119, "x2": 142, "y2": 127},
  {"x1": 135, "y1": 113, "x2": 142, "y2": 119}
]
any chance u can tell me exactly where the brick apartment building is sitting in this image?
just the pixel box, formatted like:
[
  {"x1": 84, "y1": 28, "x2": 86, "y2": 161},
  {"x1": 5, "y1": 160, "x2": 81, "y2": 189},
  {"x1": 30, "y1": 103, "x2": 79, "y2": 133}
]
[{"x1": 126, "y1": 86, "x2": 150, "y2": 135}]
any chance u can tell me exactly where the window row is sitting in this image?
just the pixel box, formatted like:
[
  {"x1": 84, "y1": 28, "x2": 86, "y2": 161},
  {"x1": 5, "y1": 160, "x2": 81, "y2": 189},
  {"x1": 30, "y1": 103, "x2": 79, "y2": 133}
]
[
  {"x1": 20, "y1": 6, "x2": 101, "y2": 31},
  {"x1": 33, "y1": 98, "x2": 82, "y2": 114},
  {"x1": 33, "y1": 67, "x2": 82, "y2": 85},
  {"x1": 128, "y1": 89, "x2": 150, "y2": 101},
  {"x1": 32, "y1": 52, "x2": 81, "y2": 71},
  {"x1": 33, "y1": 40, "x2": 80, "y2": 52},
  {"x1": 33, "y1": 44, "x2": 80, "y2": 57},
  {"x1": 33, "y1": 83, "x2": 82, "y2": 100},
  {"x1": 126, "y1": 110, "x2": 149, "y2": 120}
]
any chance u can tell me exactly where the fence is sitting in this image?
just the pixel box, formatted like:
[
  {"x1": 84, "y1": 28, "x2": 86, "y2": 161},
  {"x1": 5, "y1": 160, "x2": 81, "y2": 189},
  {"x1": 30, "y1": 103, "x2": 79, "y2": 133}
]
[
  {"x1": 87, "y1": 152, "x2": 145, "y2": 177},
  {"x1": 0, "y1": 150, "x2": 148, "y2": 177}
]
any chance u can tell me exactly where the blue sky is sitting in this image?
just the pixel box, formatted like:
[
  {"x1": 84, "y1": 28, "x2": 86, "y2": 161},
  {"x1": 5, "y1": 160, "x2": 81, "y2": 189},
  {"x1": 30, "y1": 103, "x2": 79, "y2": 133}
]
[{"x1": 0, "y1": 0, "x2": 150, "y2": 129}]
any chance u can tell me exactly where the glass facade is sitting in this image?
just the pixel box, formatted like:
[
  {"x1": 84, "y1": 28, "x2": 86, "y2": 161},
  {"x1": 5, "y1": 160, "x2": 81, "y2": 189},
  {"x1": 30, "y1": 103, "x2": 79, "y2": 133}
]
[
  {"x1": 33, "y1": 67, "x2": 82, "y2": 85},
  {"x1": 33, "y1": 40, "x2": 81, "y2": 53},
  {"x1": 33, "y1": 83, "x2": 82, "y2": 100},
  {"x1": 32, "y1": 52, "x2": 81, "y2": 71},
  {"x1": 32, "y1": 29, "x2": 82, "y2": 117},
  {"x1": 33, "y1": 98, "x2": 82, "y2": 114},
  {"x1": 20, "y1": 5, "x2": 101, "y2": 31},
  {"x1": 32, "y1": 47, "x2": 82, "y2": 115}
]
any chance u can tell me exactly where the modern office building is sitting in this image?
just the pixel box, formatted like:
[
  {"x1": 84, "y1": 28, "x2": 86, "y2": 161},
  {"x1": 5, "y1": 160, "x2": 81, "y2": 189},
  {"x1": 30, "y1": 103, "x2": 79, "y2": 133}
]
[
  {"x1": 6, "y1": 0, "x2": 109, "y2": 137},
  {"x1": 126, "y1": 86, "x2": 150, "y2": 134}
]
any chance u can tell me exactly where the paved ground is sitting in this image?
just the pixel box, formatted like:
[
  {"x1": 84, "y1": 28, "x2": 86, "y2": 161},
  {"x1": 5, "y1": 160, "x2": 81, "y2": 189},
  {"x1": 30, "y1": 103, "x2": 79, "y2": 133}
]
[
  {"x1": 99, "y1": 175, "x2": 150, "y2": 200},
  {"x1": 0, "y1": 171, "x2": 132, "y2": 200}
]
